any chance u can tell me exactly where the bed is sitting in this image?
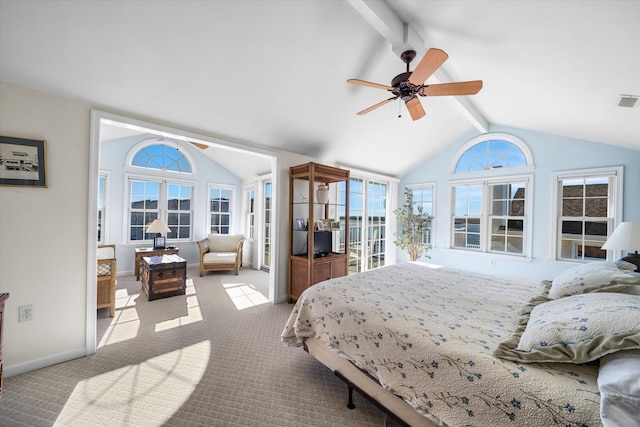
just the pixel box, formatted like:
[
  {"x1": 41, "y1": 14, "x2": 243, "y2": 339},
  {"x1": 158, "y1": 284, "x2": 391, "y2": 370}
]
[{"x1": 281, "y1": 261, "x2": 640, "y2": 427}]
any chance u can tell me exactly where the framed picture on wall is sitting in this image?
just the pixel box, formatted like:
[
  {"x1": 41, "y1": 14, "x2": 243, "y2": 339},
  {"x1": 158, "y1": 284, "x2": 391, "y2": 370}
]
[{"x1": 0, "y1": 136, "x2": 47, "y2": 187}]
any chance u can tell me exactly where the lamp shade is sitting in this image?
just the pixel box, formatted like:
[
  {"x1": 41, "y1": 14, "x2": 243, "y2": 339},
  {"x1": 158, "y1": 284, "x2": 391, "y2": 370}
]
[
  {"x1": 146, "y1": 218, "x2": 171, "y2": 235},
  {"x1": 602, "y1": 222, "x2": 640, "y2": 251}
]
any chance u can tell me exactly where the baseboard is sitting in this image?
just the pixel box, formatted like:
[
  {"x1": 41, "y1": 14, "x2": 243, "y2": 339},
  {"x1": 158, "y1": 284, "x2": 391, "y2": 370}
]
[{"x1": 4, "y1": 347, "x2": 86, "y2": 378}]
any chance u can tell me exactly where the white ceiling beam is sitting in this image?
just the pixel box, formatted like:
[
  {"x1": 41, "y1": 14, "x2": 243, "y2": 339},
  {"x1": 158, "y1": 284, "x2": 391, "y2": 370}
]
[{"x1": 347, "y1": 0, "x2": 488, "y2": 133}]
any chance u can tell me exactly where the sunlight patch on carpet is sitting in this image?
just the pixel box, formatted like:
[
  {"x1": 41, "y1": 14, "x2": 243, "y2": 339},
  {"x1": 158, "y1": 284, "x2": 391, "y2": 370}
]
[
  {"x1": 55, "y1": 341, "x2": 210, "y2": 426},
  {"x1": 223, "y1": 281, "x2": 268, "y2": 310},
  {"x1": 99, "y1": 288, "x2": 141, "y2": 347},
  {"x1": 100, "y1": 279, "x2": 203, "y2": 347}
]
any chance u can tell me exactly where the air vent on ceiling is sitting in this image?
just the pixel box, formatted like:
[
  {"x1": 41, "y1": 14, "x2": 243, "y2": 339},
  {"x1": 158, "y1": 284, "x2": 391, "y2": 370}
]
[{"x1": 617, "y1": 95, "x2": 639, "y2": 108}]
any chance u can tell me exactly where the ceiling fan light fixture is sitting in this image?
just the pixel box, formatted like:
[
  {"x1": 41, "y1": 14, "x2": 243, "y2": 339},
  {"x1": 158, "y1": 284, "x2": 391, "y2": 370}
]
[
  {"x1": 618, "y1": 95, "x2": 639, "y2": 108},
  {"x1": 347, "y1": 48, "x2": 481, "y2": 120}
]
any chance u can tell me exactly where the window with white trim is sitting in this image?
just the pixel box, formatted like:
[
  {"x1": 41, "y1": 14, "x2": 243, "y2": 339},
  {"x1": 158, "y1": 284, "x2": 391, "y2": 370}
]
[
  {"x1": 97, "y1": 172, "x2": 109, "y2": 244},
  {"x1": 343, "y1": 176, "x2": 391, "y2": 274},
  {"x1": 245, "y1": 187, "x2": 255, "y2": 239},
  {"x1": 455, "y1": 139, "x2": 527, "y2": 172},
  {"x1": 553, "y1": 167, "x2": 622, "y2": 262},
  {"x1": 129, "y1": 179, "x2": 160, "y2": 241},
  {"x1": 131, "y1": 143, "x2": 192, "y2": 173},
  {"x1": 263, "y1": 180, "x2": 272, "y2": 270},
  {"x1": 451, "y1": 178, "x2": 530, "y2": 255},
  {"x1": 208, "y1": 184, "x2": 233, "y2": 234},
  {"x1": 167, "y1": 183, "x2": 192, "y2": 239},
  {"x1": 450, "y1": 134, "x2": 533, "y2": 256},
  {"x1": 128, "y1": 177, "x2": 194, "y2": 243},
  {"x1": 408, "y1": 184, "x2": 435, "y2": 246}
]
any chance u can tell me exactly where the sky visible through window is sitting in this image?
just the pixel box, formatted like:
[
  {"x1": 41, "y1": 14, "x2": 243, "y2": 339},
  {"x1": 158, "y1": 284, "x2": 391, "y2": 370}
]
[{"x1": 132, "y1": 143, "x2": 192, "y2": 173}]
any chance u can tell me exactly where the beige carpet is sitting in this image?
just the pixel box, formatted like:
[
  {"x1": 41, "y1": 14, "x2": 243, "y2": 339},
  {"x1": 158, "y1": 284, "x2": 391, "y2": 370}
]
[{"x1": 0, "y1": 267, "x2": 400, "y2": 426}]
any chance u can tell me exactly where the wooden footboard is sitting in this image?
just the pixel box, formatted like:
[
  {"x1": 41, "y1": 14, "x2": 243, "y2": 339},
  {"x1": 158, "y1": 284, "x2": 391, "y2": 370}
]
[{"x1": 304, "y1": 338, "x2": 443, "y2": 427}]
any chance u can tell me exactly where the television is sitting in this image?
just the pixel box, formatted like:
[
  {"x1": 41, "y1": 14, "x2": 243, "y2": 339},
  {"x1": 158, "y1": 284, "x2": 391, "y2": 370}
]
[{"x1": 312, "y1": 231, "x2": 332, "y2": 257}]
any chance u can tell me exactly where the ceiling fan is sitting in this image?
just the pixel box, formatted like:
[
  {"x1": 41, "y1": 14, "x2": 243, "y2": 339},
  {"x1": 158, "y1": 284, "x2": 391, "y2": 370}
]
[{"x1": 347, "y1": 48, "x2": 483, "y2": 121}]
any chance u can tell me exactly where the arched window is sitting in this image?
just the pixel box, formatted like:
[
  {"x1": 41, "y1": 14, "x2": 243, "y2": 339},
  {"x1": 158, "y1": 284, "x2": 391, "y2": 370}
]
[
  {"x1": 131, "y1": 143, "x2": 192, "y2": 173},
  {"x1": 126, "y1": 139, "x2": 195, "y2": 244},
  {"x1": 454, "y1": 137, "x2": 528, "y2": 172},
  {"x1": 449, "y1": 133, "x2": 533, "y2": 257}
]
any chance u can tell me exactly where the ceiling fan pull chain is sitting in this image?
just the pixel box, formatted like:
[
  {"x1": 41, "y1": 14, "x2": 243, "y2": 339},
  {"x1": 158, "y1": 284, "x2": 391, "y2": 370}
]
[{"x1": 398, "y1": 99, "x2": 402, "y2": 118}]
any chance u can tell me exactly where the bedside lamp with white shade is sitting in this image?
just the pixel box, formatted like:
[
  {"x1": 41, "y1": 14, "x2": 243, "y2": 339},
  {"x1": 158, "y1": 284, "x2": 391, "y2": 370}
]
[
  {"x1": 602, "y1": 222, "x2": 640, "y2": 271},
  {"x1": 146, "y1": 218, "x2": 171, "y2": 250}
]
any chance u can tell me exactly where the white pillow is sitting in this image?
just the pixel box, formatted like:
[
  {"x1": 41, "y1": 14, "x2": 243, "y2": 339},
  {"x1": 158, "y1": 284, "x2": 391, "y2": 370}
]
[
  {"x1": 598, "y1": 350, "x2": 640, "y2": 427},
  {"x1": 494, "y1": 292, "x2": 640, "y2": 363},
  {"x1": 616, "y1": 260, "x2": 638, "y2": 271},
  {"x1": 548, "y1": 261, "x2": 640, "y2": 299}
]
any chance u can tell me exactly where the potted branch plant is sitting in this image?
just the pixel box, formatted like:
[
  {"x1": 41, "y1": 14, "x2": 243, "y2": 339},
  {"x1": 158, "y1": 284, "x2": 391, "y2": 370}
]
[{"x1": 393, "y1": 187, "x2": 434, "y2": 261}]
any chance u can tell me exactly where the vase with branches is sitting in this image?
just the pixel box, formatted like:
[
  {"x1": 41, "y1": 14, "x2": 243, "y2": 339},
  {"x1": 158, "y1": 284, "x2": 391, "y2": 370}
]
[{"x1": 393, "y1": 187, "x2": 434, "y2": 261}]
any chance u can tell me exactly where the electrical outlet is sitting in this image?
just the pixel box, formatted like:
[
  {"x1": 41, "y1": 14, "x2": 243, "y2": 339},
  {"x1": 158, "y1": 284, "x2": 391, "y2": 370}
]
[{"x1": 19, "y1": 304, "x2": 34, "y2": 322}]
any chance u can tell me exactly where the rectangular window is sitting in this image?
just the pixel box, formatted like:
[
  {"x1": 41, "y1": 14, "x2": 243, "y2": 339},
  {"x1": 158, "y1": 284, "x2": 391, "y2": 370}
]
[
  {"x1": 167, "y1": 183, "x2": 192, "y2": 240},
  {"x1": 452, "y1": 184, "x2": 482, "y2": 250},
  {"x1": 208, "y1": 185, "x2": 233, "y2": 234},
  {"x1": 97, "y1": 173, "x2": 108, "y2": 244},
  {"x1": 409, "y1": 184, "x2": 435, "y2": 246},
  {"x1": 367, "y1": 180, "x2": 387, "y2": 270},
  {"x1": 128, "y1": 177, "x2": 194, "y2": 243},
  {"x1": 554, "y1": 168, "x2": 621, "y2": 262},
  {"x1": 263, "y1": 181, "x2": 272, "y2": 270},
  {"x1": 245, "y1": 188, "x2": 255, "y2": 239},
  {"x1": 489, "y1": 182, "x2": 526, "y2": 254},
  {"x1": 344, "y1": 176, "x2": 391, "y2": 274},
  {"x1": 451, "y1": 177, "x2": 531, "y2": 256},
  {"x1": 346, "y1": 178, "x2": 365, "y2": 273},
  {"x1": 129, "y1": 179, "x2": 160, "y2": 241}
]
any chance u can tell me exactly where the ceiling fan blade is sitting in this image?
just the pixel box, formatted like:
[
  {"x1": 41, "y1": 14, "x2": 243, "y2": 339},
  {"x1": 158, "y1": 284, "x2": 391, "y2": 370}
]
[
  {"x1": 357, "y1": 96, "x2": 399, "y2": 115},
  {"x1": 189, "y1": 141, "x2": 209, "y2": 150},
  {"x1": 347, "y1": 79, "x2": 395, "y2": 91},
  {"x1": 405, "y1": 97, "x2": 426, "y2": 121},
  {"x1": 408, "y1": 48, "x2": 449, "y2": 87},
  {"x1": 419, "y1": 80, "x2": 483, "y2": 96}
]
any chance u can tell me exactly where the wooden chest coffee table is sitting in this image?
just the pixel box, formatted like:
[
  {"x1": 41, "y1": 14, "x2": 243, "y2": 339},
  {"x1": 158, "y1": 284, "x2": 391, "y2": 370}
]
[
  {"x1": 141, "y1": 254, "x2": 187, "y2": 301},
  {"x1": 135, "y1": 247, "x2": 179, "y2": 280}
]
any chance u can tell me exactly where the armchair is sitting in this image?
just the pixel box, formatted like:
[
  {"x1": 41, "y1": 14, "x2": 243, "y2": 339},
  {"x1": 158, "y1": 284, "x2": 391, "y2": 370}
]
[
  {"x1": 197, "y1": 234, "x2": 244, "y2": 276},
  {"x1": 97, "y1": 244, "x2": 116, "y2": 317}
]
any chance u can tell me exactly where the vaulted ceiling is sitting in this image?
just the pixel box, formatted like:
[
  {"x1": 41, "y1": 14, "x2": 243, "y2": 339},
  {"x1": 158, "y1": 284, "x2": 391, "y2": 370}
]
[{"x1": 1, "y1": 1, "x2": 638, "y2": 180}]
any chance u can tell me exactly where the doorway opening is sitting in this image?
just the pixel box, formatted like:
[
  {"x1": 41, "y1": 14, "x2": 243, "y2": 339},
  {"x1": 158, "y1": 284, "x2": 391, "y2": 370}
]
[{"x1": 87, "y1": 110, "x2": 279, "y2": 355}]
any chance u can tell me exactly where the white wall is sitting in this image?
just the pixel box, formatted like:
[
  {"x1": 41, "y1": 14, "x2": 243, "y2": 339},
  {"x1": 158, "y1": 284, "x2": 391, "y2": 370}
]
[
  {"x1": 0, "y1": 81, "x2": 92, "y2": 373},
  {"x1": 399, "y1": 124, "x2": 640, "y2": 282}
]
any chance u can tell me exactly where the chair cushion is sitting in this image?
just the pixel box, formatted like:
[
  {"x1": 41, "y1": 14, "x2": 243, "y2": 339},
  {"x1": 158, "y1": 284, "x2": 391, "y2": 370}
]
[
  {"x1": 97, "y1": 246, "x2": 115, "y2": 260},
  {"x1": 207, "y1": 234, "x2": 243, "y2": 252},
  {"x1": 203, "y1": 252, "x2": 237, "y2": 264}
]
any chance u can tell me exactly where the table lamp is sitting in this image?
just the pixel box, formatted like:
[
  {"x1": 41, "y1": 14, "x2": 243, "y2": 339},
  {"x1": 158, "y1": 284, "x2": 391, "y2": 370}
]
[
  {"x1": 602, "y1": 222, "x2": 640, "y2": 271},
  {"x1": 146, "y1": 218, "x2": 171, "y2": 249}
]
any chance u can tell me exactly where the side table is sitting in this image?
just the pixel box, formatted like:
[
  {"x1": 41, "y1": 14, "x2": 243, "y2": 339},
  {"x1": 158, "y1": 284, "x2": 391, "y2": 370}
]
[{"x1": 135, "y1": 247, "x2": 179, "y2": 280}]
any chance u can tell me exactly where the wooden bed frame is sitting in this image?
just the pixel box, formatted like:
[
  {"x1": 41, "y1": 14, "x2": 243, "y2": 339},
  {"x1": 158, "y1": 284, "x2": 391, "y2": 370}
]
[{"x1": 304, "y1": 338, "x2": 443, "y2": 427}]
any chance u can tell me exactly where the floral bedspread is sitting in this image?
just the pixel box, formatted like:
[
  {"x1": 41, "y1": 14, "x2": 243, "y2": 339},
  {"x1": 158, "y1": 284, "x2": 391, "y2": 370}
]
[{"x1": 281, "y1": 262, "x2": 601, "y2": 427}]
